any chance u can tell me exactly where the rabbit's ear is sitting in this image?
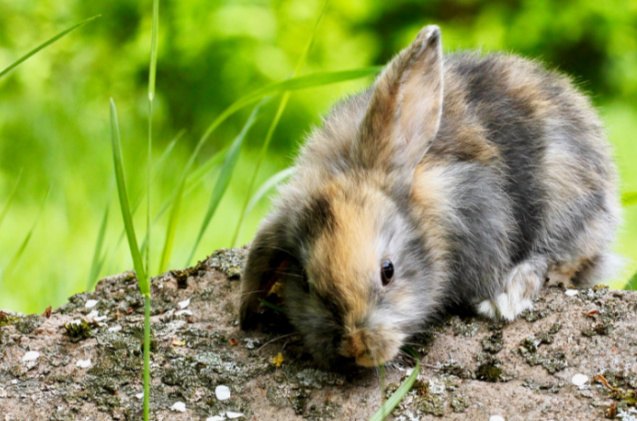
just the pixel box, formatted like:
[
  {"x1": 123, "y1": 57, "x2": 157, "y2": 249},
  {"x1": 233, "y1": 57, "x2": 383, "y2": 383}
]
[
  {"x1": 356, "y1": 25, "x2": 443, "y2": 172},
  {"x1": 239, "y1": 216, "x2": 291, "y2": 330}
]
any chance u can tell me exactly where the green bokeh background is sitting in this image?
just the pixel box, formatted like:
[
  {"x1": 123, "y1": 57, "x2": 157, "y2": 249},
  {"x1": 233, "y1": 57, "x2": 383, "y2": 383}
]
[{"x1": 1, "y1": 0, "x2": 636, "y2": 313}]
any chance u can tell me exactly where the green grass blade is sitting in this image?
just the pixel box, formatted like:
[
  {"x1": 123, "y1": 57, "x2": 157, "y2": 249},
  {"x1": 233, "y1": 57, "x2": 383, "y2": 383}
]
[
  {"x1": 143, "y1": 294, "x2": 152, "y2": 421},
  {"x1": 0, "y1": 15, "x2": 101, "y2": 78},
  {"x1": 243, "y1": 67, "x2": 382, "y2": 104},
  {"x1": 109, "y1": 98, "x2": 148, "y2": 294},
  {"x1": 4, "y1": 188, "x2": 50, "y2": 280},
  {"x1": 369, "y1": 359, "x2": 421, "y2": 421},
  {"x1": 625, "y1": 271, "x2": 637, "y2": 290},
  {"x1": 145, "y1": 0, "x2": 160, "y2": 298},
  {"x1": 148, "y1": 0, "x2": 159, "y2": 102},
  {"x1": 87, "y1": 205, "x2": 110, "y2": 291},
  {"x1": 245, "y1": 167, "x2": 295, "y2": 215},
  {"x1": 155, "y1": 131, "x2": 183, "y2": 173},
  {"x1": 621, "y1": 191, "x2": 637, "y2": 207},
  {"x1": 185, "y1": 145, "x2": 227, "y2": 191},
  {"x1": 113, "y1": 131, "x2": 183, "y2": 259},
  {"x1": 186, "y1": 101, "x2": 265, "y2": 265},
  {"x1": 0, "y1": 169, "x2": 23, "y2": 230},
  {"x1": 144, "y1": 3, "x2": 159, "y2": 416}
]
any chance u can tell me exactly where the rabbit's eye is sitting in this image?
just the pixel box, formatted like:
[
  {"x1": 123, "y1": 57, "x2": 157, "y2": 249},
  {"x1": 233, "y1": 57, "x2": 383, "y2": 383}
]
[{"x1": 380, "y1": 260, "x2": 394, "y2": 286}]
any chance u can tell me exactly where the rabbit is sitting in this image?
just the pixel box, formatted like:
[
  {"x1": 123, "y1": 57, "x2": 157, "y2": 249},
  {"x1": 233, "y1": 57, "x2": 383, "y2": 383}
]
[{"x1": 238, "y1": 25, "x2": 620, "y2": 368}]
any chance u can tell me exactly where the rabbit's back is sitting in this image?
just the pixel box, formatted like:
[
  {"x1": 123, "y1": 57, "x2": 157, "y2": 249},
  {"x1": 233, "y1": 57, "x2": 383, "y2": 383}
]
[{"x1": 416, "y1": 53, "x2": 619, "y2": 307}]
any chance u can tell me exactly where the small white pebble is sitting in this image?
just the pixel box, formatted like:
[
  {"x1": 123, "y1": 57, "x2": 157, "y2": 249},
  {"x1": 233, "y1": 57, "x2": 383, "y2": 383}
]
[
  {"x1": 22, "y1": 351, "x2": 40, "y2": 362},
  {"x1": 206, "y1": 416, "x2": 225, "y2": 421},
  {"x1": 87, "y1": 310, "x2": 99, "y2": 319},
  {"x1": 108, "y1": 325, "x2": 122, "y2": 333},
  {"x1": 489, "y1": 416, "x2": 505, "y2": 421},
  {"x1": 175, "y1": 309, "x2": 193, "y2": 317},
  {"x1": 215, "y1": 385, "x2": 231, "y2": 401},
  {"x1": 76, "y1": 359, "x2": 92, "y2": 368},
  {"x1": 243, "y1": 338, "x2": 259, "y2": 349},
  {"x1": 178, "y1": 298, "x2": 191, "y2": 309},
  {"x1": 565, "y1": 289, "x2": 579, "y2": 297},
  {"x1": 170, "y1": 401, "x2": 187, "y2": 412},
  {"x1": 428, "y1": 378, "x2": 445, "y2": 395},
  {"x1": 85, "y1": 299, "x2": 98, "y2": 309},
  {"x1": 572, "y1": 373, "x2": 589, "y2": 387},
  {"x1": 135, "y1": 392, "x2": 144, "y2": 400},
  {"x1": 226, "y1": 411, "x2": 244, "y2": 419}
]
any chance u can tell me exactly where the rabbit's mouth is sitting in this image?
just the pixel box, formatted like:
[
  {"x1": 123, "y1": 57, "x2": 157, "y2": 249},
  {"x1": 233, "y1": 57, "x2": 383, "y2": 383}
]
[{"x1": 338, "y1": 327, "x2": 404, "y2": 367}]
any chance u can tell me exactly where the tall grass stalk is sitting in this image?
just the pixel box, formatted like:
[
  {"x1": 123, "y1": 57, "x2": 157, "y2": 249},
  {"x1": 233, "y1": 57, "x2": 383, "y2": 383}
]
[
  {"x1": 230, "y1": 0, "x2": 327, "y2": 247},
  {"x1": 0, "y1": 15, "x2": 101, "y2": 78},
  {"x1": 141, "y1": 0, "x2": 160, "y2": 417},
  {"x1": 109, "y1": 98, "x2": 152, "y2": 419},
  {"x1": 146, "y1": 0, "x2": 159, "y2": 277}
]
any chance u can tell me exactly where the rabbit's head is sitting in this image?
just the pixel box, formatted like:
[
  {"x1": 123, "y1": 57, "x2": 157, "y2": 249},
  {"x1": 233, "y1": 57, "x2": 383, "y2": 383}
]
[{"x1": 240, "y1": 25, "x2": 445, "y2": 367}]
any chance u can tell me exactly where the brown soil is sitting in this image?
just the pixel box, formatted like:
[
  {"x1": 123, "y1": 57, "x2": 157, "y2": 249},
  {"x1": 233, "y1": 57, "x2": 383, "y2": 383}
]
[{"x1": 0, "y1": 248, "x2": 636, "y2": 420}]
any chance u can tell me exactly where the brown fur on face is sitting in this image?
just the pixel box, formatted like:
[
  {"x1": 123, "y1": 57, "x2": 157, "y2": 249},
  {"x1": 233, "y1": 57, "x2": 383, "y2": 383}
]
[{"x1": 308, "y1": 186, "x2": 376, "y2": 326}]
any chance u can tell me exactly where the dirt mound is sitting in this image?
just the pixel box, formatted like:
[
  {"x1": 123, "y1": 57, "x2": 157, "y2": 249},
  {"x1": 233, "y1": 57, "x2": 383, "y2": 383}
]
[{"x1": 1, "y1": 248, "x2": 635, "y2": 420}]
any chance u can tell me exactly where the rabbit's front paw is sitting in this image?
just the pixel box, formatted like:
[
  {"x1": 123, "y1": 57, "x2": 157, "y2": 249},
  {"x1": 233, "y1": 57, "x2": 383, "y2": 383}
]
[{"x1": 476, "y1": 256, "x2": 548, "y2": 321}]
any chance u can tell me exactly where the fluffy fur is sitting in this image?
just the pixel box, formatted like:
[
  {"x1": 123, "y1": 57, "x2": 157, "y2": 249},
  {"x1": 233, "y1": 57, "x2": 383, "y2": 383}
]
[{"x1": 239, "y1": 25, "x2": 620, "y2": 368}]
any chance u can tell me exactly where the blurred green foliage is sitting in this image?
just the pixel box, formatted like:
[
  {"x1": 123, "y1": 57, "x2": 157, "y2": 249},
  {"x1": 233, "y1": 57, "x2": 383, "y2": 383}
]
[{"x1": 1, "y1": 0, "x2": 636, "y2": 313}]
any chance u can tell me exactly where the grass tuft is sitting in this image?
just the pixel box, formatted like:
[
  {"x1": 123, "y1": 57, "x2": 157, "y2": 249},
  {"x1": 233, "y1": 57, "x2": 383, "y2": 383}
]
[
  {"x1": 157, "y1": 66, "x2": 378, "y2": 272},
  {"x1": 187, "y1": 100, "x2": 266, "y2": 265},
  {"x1": 231, "y1": 1, "x2": 327, "y2": 247}
]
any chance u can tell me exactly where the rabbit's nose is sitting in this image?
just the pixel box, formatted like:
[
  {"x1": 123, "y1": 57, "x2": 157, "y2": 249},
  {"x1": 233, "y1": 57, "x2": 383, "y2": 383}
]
[{"x1": 339, "y1": 331, "x2": 366, "y2": 359}]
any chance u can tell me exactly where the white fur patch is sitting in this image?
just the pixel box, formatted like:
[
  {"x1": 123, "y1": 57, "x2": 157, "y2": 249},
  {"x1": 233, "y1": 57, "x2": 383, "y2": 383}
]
[{"x1": 476, "y1": 258, "x2": 545, "y2": 321}]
